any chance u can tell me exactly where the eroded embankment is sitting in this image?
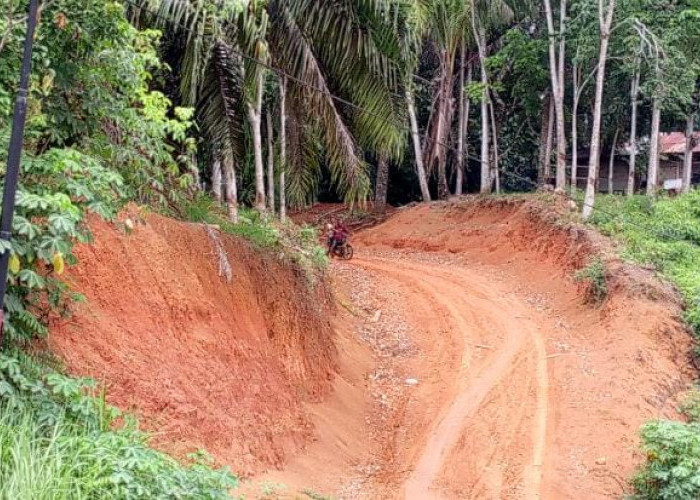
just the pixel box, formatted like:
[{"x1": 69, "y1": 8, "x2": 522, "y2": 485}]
[
  {"x1": 49, "y1": 211, "x2": 336, "y2": 476},
  {"x1": 355, "y1": 197, "x2": 696, "y2": 499}
]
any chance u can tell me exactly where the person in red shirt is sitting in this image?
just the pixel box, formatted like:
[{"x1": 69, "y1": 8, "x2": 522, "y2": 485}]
[{"x1": 328, "y1": 219, "x2": 349, "y2": 256}]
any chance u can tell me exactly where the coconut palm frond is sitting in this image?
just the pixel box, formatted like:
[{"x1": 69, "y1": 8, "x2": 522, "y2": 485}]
[
  {"x1": 197, "y1": 41, "x2": 246, "y2": 166},
  {"x1": 269, "y1": 3, "x2": 369, "y2": 202}
]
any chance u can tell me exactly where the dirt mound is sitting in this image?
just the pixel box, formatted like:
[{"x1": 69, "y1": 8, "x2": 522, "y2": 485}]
[
  {"x1": 49, "y1": 211, "x2": 336, "y2": 476},
  {"x1": 354, "y1": 197, "x2": 696, "y2": 498}
]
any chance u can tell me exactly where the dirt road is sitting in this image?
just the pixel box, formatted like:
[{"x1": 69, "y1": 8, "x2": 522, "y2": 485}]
[
  {"x1": 240, "y1": 200, "x2": 693, "y2": 499},
  {"x1": 344, "y1": 253, "x2": 550, "y2": 499}
]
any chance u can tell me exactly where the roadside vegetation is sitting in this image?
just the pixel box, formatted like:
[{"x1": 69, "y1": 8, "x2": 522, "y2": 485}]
[
  {"x1": 2, "y1": 0, "x2": 700, "y2": 496},
  {"x1": 587, "y1": 192, "x2": 700, "y2": 499}
]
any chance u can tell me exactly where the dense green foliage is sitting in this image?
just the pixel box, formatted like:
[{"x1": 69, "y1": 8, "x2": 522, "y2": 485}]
[
  {"x1": 0, "y1": 1, "x2": 243, "y2": 494},
  {"x1": 0, "y1": 351, "x2": 237, "y2": 499},
  {"x1": 0, "y1": 0, "x2": 197, "y2": 345},
  {"x1": 587, "y1": 192, "x2": 700, "y2": 498},
  {"x1": 589, "y1": 192, "x2": 700, "y2": 332}
]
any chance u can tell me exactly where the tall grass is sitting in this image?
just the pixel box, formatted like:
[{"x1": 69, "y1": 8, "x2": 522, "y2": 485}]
[
  {"x1": 586, "y1": 192, "x2": 700, "y2": 499},
  {"x1": 588, "y1": 192, "x2": 700, "y2": 333},
  {"x1": 0, "y1": 352, "x2": 237, "y2": 499},
  {"x1": 181, "y1": 194, "x2": 328, "y2": 271}
]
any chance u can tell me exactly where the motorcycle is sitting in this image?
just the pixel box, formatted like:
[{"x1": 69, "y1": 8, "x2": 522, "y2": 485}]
[{"x1": 329, "y1": 240, "x2": 354, "y2": 260}]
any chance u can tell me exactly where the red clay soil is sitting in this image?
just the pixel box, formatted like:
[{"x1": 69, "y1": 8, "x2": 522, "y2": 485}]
[
  {"x1": 49, "y1": 210, "x2": 336, "y2": 476},
  {"x1": 48, "y1": 197, "x2": 697, "y2": 499},
  {"x1": 350, "y1": 197, "x2": 696, "y2": 499}
]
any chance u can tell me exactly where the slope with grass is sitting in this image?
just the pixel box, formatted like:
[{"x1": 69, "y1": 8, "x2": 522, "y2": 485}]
[
  {"x1": 586, "y1": 192, "x2": 700, "y2": 499},
  {"x1": 48, "y1": 206, "x2": 337, "y2": 477}
]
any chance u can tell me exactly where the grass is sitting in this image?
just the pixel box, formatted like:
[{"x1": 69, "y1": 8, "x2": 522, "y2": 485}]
[
  {"x1": 586, "y1": 192, "x2": 700, "y2": 333},
  {"x1": 0, "y1": 350, "x2": 237, "y2": 499},
  {"x1": 574, "y1": 257, "x2": 608, "y2": 305},
  {"x1": 181, "y1": 194, "x2": 328, "y2": 273},
  {"x1": 581, "y1": 191, "x2": 700, "y2": 499}
]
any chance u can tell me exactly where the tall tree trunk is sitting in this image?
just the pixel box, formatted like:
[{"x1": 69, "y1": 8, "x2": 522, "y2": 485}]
[
  {"x1": 223, "y1": 154, "x2": 239, "y2": 223},
  {"x1": 582, "y1": 0, "x2": 616, "y2": 220},
  {"x1": 571, "y1": 101, "x2": 579, "y2": 193},
  {"x1": 684, "y1": 114, "x2": 694, "y2": 193},
  {"x1": 425, "y1": 50, "x2": 455, "y2": 200},
  {"x1": 212, "y1": 158, "x2": 222, "y2": 202},
  {"x1": 544, "y1": 0, "x2": 568, "y2": 190},
  {"x1": 456, "y1": 55, "x2": 472, "y2": 195},
  {"x1": 544, "y1": 97, "x2": 554, "y2": 180},
  {"x1": 608, "y1": 127, "x2": 619, "y2": 194},
  {"x1": 628, "y1": 63, "x2": 640, "y2": 196},
  {"x1": 279, "y1": 77, "x2": 287, "y2": 222},
  {"x1": 266, "y1": 111, "x2": 275, "y2": 214},
  {"x1": 248, "y1": 72, "x2": 266, "y2": 212},
  {"x1": 538, "y1": 93, "x2": 553, "y2": 183},
  {"x1": 647, "y1": 98, "x2": 661, "y2": 196},
  {"x1": 407, "y1": 89, "x2": 432, "y2": 201},
  {"x1": 375, "y1": 154, "x2": 389, "y2": 211},
  {"x1": 489, "y1": 99, "x2": 500, "y2": 194},
  {"x1": 473, "y1": 19, "x2": 491, "y2": 194}
]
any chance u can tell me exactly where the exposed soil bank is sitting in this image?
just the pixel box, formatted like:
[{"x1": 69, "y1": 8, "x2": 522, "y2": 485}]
[
  {"x1": 50, "y1": 211, "x2": 336, "y2": 476},
  {"x1": 354, "y1": 197, "x2": 696, "y2": 499},
  {"x1": 47, "y1": 197, "x2": 697, "y2": 499}
]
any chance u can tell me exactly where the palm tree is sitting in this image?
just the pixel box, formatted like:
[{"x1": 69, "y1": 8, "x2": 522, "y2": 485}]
[
  {"x1": 422, "y1": 0, "x2": 473, "y2": 200},
  {"x1": 131, "y1": 0, "x2": 404, "y2": 214}
]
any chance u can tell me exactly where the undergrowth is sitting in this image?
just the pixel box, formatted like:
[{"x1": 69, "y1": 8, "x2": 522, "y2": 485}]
[
  {"x1": 574, "y1": 257, "x2": 608, "y2": 305},
  {"x1": 588, "y1": 192, "x2": 700, "y2": 333},
  {"x1": 631, "y1": 389, "x2": 700, "y2": 500},
  {"x1": 585, "y1": 192, "x2": 700, "y2": 499},
  {"x1": 180, "y1": 194, "x2": 328, "y2": 273},
  {"x1": 0, "y1": 350, "x2": 237, "y2": 499}
]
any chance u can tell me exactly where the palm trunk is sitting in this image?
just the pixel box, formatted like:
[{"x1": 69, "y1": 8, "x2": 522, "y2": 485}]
[
  {"x1": 266, "y1": 111, "x2": 275, "y2": 214},
  {"x1": 223, "y1": 154, "x2": 239, "y2": 223},
  {"x1": 407, "y1": 89, "x2": 431, "y2": 201},
  {"x1": 248, "y1": 72, "x2": 266, "y2": 212},
  {"x1": 456, "y1": 45, "x2": 466, "y2": 195},
  {"x1": 279, "y1": 77, "x2": 287, "y2": 222},
  {"x1": 474, "y1": 25, "x2": 490, "y2": 193},
  {"x1": 628, "y1": 64, "x2": 640, "y2": 195},
  {"x1": 544, "y1": 97, "x2": 554, "y2": 180},
  {"x1": 647, "y1": 98, "x2": 661, "y2": 196},
  {"x1": 608, "y1": 127, "x2": 619, "y2": 194},
  {"x1": 374, "y1": 154, "x2": 389, "y2": 211},
  {"x1": 582, "y1": 0, "x2": 616, "y2": 220},
  {"x1": 212, "y1": 158, "x2": 222, "y2": 202},
  {"x1": 684, "y1": 114, "x2": 694, "y2": 193},
  {"x1": 571, "y1": 102, "x2": 579, "y2": 193},
  {"x1": 425, "y1": 50, "x2": 455, "y2": 200}
]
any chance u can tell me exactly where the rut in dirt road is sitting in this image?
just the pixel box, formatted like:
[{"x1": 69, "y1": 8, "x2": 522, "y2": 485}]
[{"x1": 354, "y1": 256, "x2": 549, "y2": 500}]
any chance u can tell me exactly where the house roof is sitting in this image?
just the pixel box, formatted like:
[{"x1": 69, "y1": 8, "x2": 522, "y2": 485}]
[{"x1": 659, "y1": 132, "x2": 700, "y2": 155}]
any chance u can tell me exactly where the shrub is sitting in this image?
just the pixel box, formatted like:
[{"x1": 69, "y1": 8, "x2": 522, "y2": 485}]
[
  {"x1": 632, "y1": 420, "x2": 700, "y2": 500},
  {"x1": 0, "y1": 351, "x2": 238, "y2": 499},
  {"x1": 574, "y1": 257, "x2": 608, "y2": 305}
]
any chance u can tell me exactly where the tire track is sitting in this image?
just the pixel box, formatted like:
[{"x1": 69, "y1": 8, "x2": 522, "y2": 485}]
[{"x1": 354, "y1": 255, "x2": 549, "y2": 499}]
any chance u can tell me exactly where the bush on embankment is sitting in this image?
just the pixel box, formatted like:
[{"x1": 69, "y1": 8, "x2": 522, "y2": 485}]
[{"x1": 587, "y1": 192, "x2": 700, "y2": 499}]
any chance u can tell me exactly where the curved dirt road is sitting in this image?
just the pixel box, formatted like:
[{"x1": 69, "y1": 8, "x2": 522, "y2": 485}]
[{"x1": 351, "y1": 254, "x2": 550, "y2": 499}]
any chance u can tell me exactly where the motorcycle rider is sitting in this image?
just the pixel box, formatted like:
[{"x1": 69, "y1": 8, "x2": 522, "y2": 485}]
[{"x1": 328, "y1": 219, "x2": 349, "y2": 257}]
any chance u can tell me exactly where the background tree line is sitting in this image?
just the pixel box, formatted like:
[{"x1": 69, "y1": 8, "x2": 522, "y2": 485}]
[{"x1": 126, "y1": 0, "x2": 700, "y2": 221}]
